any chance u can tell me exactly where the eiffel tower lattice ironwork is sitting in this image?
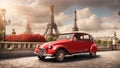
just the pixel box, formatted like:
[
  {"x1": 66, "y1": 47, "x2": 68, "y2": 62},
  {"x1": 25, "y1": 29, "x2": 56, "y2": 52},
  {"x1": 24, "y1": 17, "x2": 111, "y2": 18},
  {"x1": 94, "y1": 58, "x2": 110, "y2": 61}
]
[
  {"x1": 72, "y1": 10, "x2": 79, "y2": 32},
  {"x1": 43, "y1": 4, "x2": 59, "y2": 36}
]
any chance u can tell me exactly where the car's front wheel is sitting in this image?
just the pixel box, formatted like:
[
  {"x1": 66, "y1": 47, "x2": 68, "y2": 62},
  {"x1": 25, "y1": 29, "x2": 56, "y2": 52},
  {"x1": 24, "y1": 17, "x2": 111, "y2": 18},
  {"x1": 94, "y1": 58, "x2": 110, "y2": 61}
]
[
  {"x1": 37, "y1": 56, "x2": 45, "y2": 60},
  {"x1": 55, "y1": 49, "x2": 65, "y2": 62},
  {"x1": 90, "y1": 52, "x2": 96, "y2": 57}
]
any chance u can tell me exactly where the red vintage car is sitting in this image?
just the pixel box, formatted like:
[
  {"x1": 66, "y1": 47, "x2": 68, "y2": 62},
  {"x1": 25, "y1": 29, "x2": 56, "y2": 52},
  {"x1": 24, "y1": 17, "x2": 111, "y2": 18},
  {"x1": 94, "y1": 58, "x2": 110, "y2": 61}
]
[{"x1": 34, "y1": 32, "x2": 98, "y2": 61}]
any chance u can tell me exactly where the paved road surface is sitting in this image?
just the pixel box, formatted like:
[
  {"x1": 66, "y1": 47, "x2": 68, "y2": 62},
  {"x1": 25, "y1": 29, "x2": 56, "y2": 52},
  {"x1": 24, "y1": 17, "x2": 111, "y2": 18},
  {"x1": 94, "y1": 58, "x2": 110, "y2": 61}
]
[{"x1": 0, "y1": 51, "x2": 120, "y2": 68}]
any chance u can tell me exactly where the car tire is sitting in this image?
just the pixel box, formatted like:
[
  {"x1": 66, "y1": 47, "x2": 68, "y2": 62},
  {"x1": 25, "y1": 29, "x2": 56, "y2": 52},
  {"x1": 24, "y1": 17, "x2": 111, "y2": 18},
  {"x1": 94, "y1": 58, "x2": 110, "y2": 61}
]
[
  {"x1": 37, "y1": 56, "x2": 45, "y2": 60},
  {"x1": 55, "y1": 49, "x2": 65, "y2": 62},
  {"x1": 90, "y1": 52, "x2": 96, "y2": 57}
]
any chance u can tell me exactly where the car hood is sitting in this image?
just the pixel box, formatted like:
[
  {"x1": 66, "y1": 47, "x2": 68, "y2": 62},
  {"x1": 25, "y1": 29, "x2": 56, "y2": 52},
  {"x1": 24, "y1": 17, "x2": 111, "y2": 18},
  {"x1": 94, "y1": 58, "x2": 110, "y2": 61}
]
[{"x1": 40, "y1": 39, "x2": 71, "y2": 49}]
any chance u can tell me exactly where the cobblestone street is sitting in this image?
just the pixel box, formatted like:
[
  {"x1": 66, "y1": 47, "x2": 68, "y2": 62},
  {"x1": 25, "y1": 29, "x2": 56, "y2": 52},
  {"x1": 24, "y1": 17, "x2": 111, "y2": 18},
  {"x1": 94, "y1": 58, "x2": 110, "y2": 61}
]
[{"x1": 0, "y1": 51, "x2": 120, "y2": 68}]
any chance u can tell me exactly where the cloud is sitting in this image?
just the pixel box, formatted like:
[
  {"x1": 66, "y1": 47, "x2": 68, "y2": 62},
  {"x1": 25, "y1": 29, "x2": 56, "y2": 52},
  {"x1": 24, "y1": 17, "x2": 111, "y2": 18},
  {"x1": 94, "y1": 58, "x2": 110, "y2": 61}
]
[
  {"x1": 1, "y1": 0, "x2": 120, "y2": 36},
  {"x1": 77, "y1": 8, "x2": 92, "y2": 19},
  {"x1": 60, "y1": 24, "x2": 73, "y2": 33},
  {"x1": 59, "y1": 8, "x2": 103, "y2": 33},
  {"x1": 55, "y1": 12, "x2": 70, "y2": 26},
  {"x1": 9, "y1": 0, "x2": 120, "y2": 24},
  {"x1": 2, "y1": 0, "x2": 119, "y2": 26},
  {"x1": 54, "y1": 0, "x2": 120, "y2": 10},
  {"x1": 77, "y1": 8, "x2": 103, "y2": 30},
  {"x1": 101, "y1": 12, "x2": 120, "y2": 29},
  {"x1": 14, "y1": 1, "x2": 49, "y2": 23},
  {"x1": 59, "y1": 7, "x2": 120, "y2": 38},
  {"x1": 60, "y1": 7, "x2": 120, "y2": 32}
]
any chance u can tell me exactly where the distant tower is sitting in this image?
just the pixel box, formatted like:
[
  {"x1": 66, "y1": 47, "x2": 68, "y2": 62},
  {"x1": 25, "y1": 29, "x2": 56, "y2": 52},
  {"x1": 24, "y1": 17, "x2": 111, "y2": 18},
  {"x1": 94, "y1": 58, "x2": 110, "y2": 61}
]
[
  {"x1": 24, "y1": 20, "x2": 33, "y2": 34},
  {"x1": 11, "y1": 28, "x2": 16, "y2": 35},
  {"x1": 44, "y1": 4, "x2": 59, "y2": 36},
  {"x1": 72, "y1": 10, "x2": 79, "y2": 32}
]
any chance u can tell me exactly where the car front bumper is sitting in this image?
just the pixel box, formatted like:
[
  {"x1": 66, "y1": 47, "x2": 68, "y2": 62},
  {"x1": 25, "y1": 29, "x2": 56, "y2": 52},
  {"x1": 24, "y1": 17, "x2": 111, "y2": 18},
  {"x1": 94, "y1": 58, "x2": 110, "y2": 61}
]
[
  {"x1": 34, "y1": 52, "x2": 53, "y2": 57},
  {"x1": 34, "y1": 48, "x2": 53, "y2": 57}
]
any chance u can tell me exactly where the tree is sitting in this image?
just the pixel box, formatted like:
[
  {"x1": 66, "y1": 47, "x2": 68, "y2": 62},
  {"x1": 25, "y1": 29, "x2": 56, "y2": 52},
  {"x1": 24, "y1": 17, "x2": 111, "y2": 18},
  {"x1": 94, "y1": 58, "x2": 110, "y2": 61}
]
[
  {"x1": 0, "y1": 15, "x2": 4, "y2": 32},
  {"x1": 107, "y1": 40, "x2": 112, "y2": 44},
  {"x1": 101, "y1": 40, "x2": 107, "y2": 44},
  {"x1": 0, "y1": 15, "x2": 4, "y2": 41},
  {"x1": 95, "y1": 39, "x2": 101, "y2": 44},
  {"x1": 46, "y1": 35, "x2": 57, "y2": 42},
  {"x1": 118, "y1": 40, "x2": 120, "y2": 44}
]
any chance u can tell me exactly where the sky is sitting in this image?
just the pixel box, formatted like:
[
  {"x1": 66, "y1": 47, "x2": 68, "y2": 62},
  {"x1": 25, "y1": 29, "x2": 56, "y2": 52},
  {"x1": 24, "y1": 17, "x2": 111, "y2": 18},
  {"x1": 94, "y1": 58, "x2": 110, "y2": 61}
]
[{"x1": 0, "y1": 0, "x2": 120, "y2": 38}]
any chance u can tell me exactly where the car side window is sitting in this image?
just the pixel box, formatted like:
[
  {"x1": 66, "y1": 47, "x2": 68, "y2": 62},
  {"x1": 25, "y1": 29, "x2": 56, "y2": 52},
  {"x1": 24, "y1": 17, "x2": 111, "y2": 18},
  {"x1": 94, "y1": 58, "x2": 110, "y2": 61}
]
[
  {"x1": 73, "y1": 33, "x2": 82, "y2": 41},
  {"x1": 89, "y1": 36, "x2": 93, "y2": 41},
  {"x1": 83, "y1": 35, "x2": 90, "y2": 41}
]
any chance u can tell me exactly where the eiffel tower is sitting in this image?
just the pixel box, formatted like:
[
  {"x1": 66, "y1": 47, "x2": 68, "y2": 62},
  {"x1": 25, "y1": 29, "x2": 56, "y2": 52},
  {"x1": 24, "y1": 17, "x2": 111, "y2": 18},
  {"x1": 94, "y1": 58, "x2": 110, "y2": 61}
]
[
  {"x1": 24, "y1": 20, "x2": 33, "y2": 34},
  {"x1": 43, "y1": 4, "x2": 59, "y2": 37},
  {"x1": 72, "y1": 10, "x2": 79, "y2": 32}
]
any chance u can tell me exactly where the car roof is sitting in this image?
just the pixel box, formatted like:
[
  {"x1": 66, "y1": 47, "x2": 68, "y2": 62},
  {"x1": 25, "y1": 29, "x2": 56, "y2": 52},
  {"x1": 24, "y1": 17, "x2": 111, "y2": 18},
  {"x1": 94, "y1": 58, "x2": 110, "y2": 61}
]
[{"x1": 58, "y1": 32, "x2": 90, "y2": 35}]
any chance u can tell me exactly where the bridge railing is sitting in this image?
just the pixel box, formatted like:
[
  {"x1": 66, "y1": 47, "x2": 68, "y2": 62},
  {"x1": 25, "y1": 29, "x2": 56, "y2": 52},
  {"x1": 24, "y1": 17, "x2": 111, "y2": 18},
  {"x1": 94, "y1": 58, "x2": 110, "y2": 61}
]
[
  {"x1": 0, "y1": 42, "x2": 44, "y2": 53},
  {"x1": 0, "y1": 42, "x2": 120, "y2": 53},
  {"x1": 97, "y1": 44, "x2": 120, "y2": 50}
]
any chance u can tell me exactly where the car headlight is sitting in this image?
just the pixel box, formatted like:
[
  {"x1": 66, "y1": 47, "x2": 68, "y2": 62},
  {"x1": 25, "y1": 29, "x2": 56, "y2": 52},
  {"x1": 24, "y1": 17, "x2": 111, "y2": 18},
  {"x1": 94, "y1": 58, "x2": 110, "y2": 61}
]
[
  {"x1": 36, "y1": 44, "x2": 40, "y2": 48},
  {"x1": 48, "y1": 44, "x2": 53, "y2": 49}
]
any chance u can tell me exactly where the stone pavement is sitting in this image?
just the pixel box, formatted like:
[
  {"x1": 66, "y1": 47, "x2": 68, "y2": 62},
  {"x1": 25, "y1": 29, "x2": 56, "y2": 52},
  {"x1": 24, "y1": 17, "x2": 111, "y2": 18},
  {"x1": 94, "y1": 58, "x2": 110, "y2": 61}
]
[{"x1": 0, "y1": 51, "x2": 120, "y2": 68}]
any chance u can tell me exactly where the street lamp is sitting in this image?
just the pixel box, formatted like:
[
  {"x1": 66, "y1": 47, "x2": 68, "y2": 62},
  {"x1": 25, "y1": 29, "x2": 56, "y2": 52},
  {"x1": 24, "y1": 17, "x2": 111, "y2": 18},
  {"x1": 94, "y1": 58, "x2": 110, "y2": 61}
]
[{"x1": 0, "y1": 9, "x2": 11, "y2": 41}]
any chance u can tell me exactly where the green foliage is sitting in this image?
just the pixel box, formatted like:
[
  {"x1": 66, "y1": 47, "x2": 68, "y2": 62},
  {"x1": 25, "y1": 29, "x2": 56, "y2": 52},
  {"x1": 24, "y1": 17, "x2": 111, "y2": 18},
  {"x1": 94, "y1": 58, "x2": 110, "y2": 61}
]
[
  {"x1": 101, "y1": 40, "x2": 107, "y2": 44},
  {"x1": 0, "y1": 18, "x2": 5, "y2": 31},
  {"x1": 0, "y1": 30, "x2": 4, "y2": 41},
  {"x1": 0, "y1": 17, "x2": 4, "y2": 41},
  {"x1": 118, "y1": 40, "x2": 120, "y2": 44},
  {"x1": 46, "y1": 35, "x2": 57, "y2": 42},
  {"x1": 95, "y1": 39, "x2": 101, "y2": 44},
  {"x1": 95, "y1": 39, "x2": 112, "y2": 44},
  {"x1": 107, "y1": 40, "x2": 112, "y2": 44}
]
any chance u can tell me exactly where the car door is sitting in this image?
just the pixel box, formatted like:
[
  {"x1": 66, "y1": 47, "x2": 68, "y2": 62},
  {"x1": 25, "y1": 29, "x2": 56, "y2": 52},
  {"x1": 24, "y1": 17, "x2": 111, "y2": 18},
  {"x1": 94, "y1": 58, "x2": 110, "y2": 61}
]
[
  {"x1": 83, "y1": 35, "x2": 92, "y2": 52},
  {"x1": 70, "y1": 33, "x2": 84, "y2": 53}
]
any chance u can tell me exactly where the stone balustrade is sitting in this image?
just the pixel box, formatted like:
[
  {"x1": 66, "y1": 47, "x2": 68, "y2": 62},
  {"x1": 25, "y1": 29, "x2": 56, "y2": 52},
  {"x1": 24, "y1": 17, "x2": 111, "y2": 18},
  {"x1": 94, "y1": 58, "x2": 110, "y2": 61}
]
[
  {"x1": 97, "y1": 44, "x2": 120, "y2": 51},
  {"x1": 0, "y1": 42, "x2": 44, "y2": 53},
  {"x1": 0, "y1": 42, "x2": 120, "y2": 53}
]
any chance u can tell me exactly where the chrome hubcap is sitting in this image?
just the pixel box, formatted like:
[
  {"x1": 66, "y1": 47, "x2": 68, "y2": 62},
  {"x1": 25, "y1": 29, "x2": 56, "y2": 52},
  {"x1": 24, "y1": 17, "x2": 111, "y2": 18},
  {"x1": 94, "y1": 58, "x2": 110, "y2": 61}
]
[{"x1": 57, "y1": 51, "x2": 64, "y2": 60}]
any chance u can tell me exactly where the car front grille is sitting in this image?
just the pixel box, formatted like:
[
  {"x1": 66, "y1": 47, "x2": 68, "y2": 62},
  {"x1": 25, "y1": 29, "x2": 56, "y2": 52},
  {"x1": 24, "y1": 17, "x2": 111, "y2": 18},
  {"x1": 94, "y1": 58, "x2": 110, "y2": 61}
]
[{"x1": 39, "y1": 48, "x2": 46, "y2": 56}]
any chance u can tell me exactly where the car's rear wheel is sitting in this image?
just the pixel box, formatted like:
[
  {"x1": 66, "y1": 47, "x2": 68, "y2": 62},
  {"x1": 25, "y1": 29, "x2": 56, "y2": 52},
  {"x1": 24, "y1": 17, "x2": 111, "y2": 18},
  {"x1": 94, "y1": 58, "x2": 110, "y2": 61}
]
[
  {"x1": 37, "y1": 56, "x2": 45, "y2": 60},
  {"x1": 55, "y1": 49, "x2": 65, "y2": 62},
  {"x1": 90, "y1": 52, "x2": 96, "y2": 57}
]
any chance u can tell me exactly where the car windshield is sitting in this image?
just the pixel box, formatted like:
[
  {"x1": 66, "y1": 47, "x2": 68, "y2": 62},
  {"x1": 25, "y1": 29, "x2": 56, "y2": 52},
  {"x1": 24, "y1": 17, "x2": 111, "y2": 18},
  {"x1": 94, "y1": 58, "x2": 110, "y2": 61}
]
[{"x1": 57, "y1": 34, "x2": 73, "y2": 40}]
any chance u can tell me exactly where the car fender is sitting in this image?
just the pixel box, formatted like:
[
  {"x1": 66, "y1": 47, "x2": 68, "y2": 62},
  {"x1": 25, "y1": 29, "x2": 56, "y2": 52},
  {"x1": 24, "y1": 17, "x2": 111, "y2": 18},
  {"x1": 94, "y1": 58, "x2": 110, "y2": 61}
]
[
  {"x1": 53, "y1": 45, "x2": 70, "y2": 54},
  {"x1": 90, "y1": 44, "x2": 98, "y2": 53}
]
